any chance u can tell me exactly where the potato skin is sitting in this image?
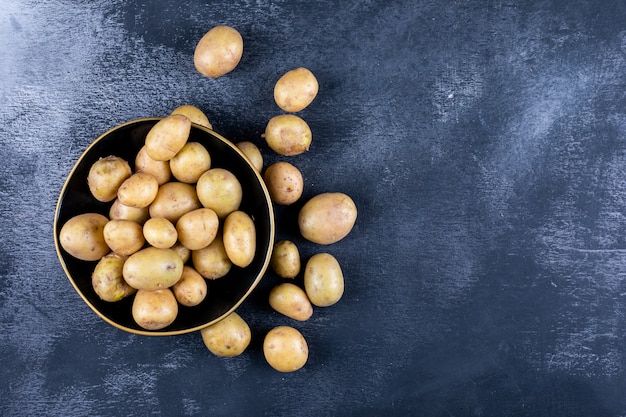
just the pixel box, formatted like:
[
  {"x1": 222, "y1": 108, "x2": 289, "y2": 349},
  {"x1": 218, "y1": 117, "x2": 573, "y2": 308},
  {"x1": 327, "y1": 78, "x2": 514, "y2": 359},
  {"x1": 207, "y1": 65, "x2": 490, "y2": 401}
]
[
  {"x1": 171, "y1": 104, "x2": 212, "y2": 129},
  {"x1": 304, "y1": 253, "x2": 344, "y2": 307},
  {"x1": 109, "y1": 198, "x2": 150, "y2": 224},
  {"x1": 269, "y1": 283, "x2": 313, "y2": 321},
  {"x1": 236, "y1": 141, "x2": 263, "y2": 173},
  {"x1": 298, "y1": 192, "x2": 357, "y2": 245},
  {"x1": 263, "y1": 326, "x2": 308, "y2": 372},
  {"x1": 169, "y1": 142, "x2": 211, "y2": 184},
  {"x1": 191, "y1": 234, "x2": 232, "y2": 280},
  {"x1": 92, "y1": 253, "x2": 136, "y2": 302},
  {"x1": 172, "y1": 266, "x2": 208, "y2": 307},
  {"x1": 274, "y1": 67, "x2": 319, "y2": 112},
  {"x1": 103, "y1": 219, "x2": 145, "y2": 256},
  {"x1": 142, "y1": 217, "x2": 178, "y2": 249},
  {"x1": 59, "y1": 213, "x2": 110, "y2": 261},
  {"x1": 117, "y1": 172, "x2": 159, "y2": 209},
  {"x1": 270, "y1": 240, "x2": 300, "y2": 279},
  {"x1": 132, "y1": 288, "x2": 178, "y2": 330},
  {"x1": 145, "y1": 114, "x2": 191, "y2": 161},
  {"x1": 176, "y1": 208, "x2": 219, "y2": 251},
  {"x1": 263, "y1": 161, "x2": 303, "y2": 205},
  {"x1": 149, "y1": 182, "x2": 201, "y2": 223},
  {"x1": 264, "y1": 114, "x2": 312, "y2": 156},
  {"x1": 194, "y1": 25, "x2": 243, "y2": 78},
  {"x1": 87, "y1": 156, "x2": 132, "y2": 202},
  {"x1": 122, "y1": 247, "x2": 184, "y2": 291},
  {"x1": 135, "y1": 146, "x2": 171, "y2": 185},
  {"x1": 222, "y1": 210, "x2": 256, "y2": 268},
  {"x1": 200, "y1": 312, "x2": 251, "y2": 357},
  {"x1": 196, "y1": 168, "x2": 242, "y2": 218}
]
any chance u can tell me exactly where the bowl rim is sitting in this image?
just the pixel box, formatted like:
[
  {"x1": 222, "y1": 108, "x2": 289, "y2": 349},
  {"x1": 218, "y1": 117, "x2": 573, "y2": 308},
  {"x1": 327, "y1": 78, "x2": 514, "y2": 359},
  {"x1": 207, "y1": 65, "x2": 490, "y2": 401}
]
[{"x1": 53, "y1": 117, "x2": 275, "y2": 336}]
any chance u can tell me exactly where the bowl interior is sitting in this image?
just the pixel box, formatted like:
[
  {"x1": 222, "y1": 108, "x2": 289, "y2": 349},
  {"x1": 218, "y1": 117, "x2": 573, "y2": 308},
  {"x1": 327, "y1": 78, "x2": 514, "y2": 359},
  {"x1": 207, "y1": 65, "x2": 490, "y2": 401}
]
[{"x1": 54, "y1": 118, "x2": 274, "y2": 336}]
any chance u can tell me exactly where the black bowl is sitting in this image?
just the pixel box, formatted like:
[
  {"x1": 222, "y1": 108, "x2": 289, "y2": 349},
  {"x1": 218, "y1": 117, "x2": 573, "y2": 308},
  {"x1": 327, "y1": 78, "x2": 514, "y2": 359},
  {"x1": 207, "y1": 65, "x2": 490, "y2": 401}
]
[{"x1": 53, "y1": 118, "x2": 274, "y2": 336}]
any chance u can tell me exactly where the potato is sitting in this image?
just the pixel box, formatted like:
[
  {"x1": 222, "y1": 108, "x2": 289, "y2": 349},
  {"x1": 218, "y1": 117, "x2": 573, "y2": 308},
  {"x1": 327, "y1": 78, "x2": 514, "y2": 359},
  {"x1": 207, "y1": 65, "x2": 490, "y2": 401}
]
[
  {"x1": 171, "y1": 241, "x2": 191, "y2": 264},
  {"x1": 135, "y1": 145, "x2": 171, "y2": 185},
  {"x1": 117, "y1": 172, "x2": 159, "y2": 208},
  {"x1": 169, "y1": 142, "x2": 211, "y2": 183},
  {"x1": 103, "y1": 219, "x2": 145, "y2": 256},
  {"x1": 145, "y1": 114, "x2": 191, "y2": 161},
  {"x1": 149, "y1": 182, "x2": 201, "y2": 223},
  {"x1": 191, "y1": 233, "x2": 232, "y2": 280},
  {"x1": 298, "y1": 192, "x2": 357, "y2": 244},
  {"x1": 194, "y1": 25, "x2": 243, "y2": 78},
  {"x1": 132, "y1": 288, "x2": 178, "y2": 330},
  {"x1": 122, "y1": 247, "x2": 184, "y2": 291},
  {"x1": 223, "y1": 210, "x2": 256, "y2": 268},
  {"x1": 92, "y1": 253, "x2": 136, "y2": 302},
  {"x1": 171, "y1": 104, "x2": 212, "y2": 129},
  {"x1": 270, "y1": 240, "x2": 300, "y2": 279},
  {"x1": 268, "y1": 283, "x2": 313, "y2": 321},
  {"x1": 263, "y1": 326, "x2": 308, "y2": 372},
  {"x1": 59, "y1": 213, "x2": 110, "y2": 261},
  {"x1": 304, "y1": 253, "x2": 344, "y2": 307},
  {"x1": 263, "y1": 161, "x2": 303, "y2": 205},
  {"x1": 196, "y1": 168, "x2": 242, "y2": 218},
  {"x1": 176, "y1": 208, "x2": 219, "y2": 250},
  {"x1": 87, "y1": 156, "x2": 132, "y2": 202},
  {"x1": 236, "y1": 141, "x2": 263, "y2": 173},
  {"x1": 200, "y1": 312, "x2": 251, "y2": 357},
  {"x1": 274, "y1": 67, "x2": 319, "y2": 112},
  {"x1": 172, "y1": 266, "x2": 207, "y2": 307},
  {"x1": 109, "y1": 198, "x2": 150, "y2": 224},
  {"x1": 264, "y1": 114, "x2": 312, "y2": 156},
  {"x1": 143, "y1": 217, "x2": 178, "y2": 249}
]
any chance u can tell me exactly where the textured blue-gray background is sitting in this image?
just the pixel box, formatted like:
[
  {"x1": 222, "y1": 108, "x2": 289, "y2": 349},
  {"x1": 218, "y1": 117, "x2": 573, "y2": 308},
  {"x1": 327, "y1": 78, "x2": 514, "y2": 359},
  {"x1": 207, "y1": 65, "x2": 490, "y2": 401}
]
[{"x1": 2, "y1": 0, "x2": 626, "y2": 416}]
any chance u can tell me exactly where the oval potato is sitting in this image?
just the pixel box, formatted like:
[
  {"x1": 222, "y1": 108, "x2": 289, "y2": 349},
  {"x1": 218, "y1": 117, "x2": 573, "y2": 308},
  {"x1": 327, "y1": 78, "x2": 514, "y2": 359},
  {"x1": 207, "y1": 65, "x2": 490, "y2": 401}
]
[
  {"x1": 196, "y1": 168, "x2": 242, "y2": 218},
  {"x1": 59, "y1": 213, "x2": 110, "y2": 261},
  {"x1": 304, "y1": 253, "x2": 344, "y2": 307},
  {"x1": 263, "y1": 161, "x2": 303, "y2": 205},
  {"x1": 194, "y1": 25, "x2": 243, "y2": 78},
  {"x1": 264, "y1": 114, "x2": 312, "y2": 156},
  {"x1": 176, "y1": 208, "x2": 219, "y2": 250},
  {"x1": 170, "y1": 142, "x2": 211, "y2": 184},
  {"x1": 103, "y1": 219, "x2": 145, "y2": 256},
  {"x1": 263, "y1": 326, "x2": 308, "y2": 372},
  {"x1": 274, "y1": 67, "x2": 319, "y2": 112},
  {"x1": 122, "y1": 247, "x2": 184, "y2": 291},
  {"x1": 298, "y1": 192, "x2": 357, "y2": 245},
  {"x1": 191, "y1": 234, "x2": 232, "y2": 280},
  {"x1": 91, "y1": 253, "x2": 136, "y2": 302},
  {"x1": 236, "y1": 141, "x2": 263, "y2": 173},
  {"x1": 172, "y1": 265, "x2": 208, "y2": 307},
  {"x1": 117, "y1": 172, "x2": 159, "y2": 209},
  {"x1": 135, "y1": 145, "x2": 171, "y2": 185},
  {"x1": 270, "y1": 240, "x2": 300, "y2": 279},
  {"x1": 200, "y1": 312, "x2": 251, "y2": 357},
  {"x1": 223, "y1": 210, "x2": 256, "y2": 268},
  {"x1": 109, "y1": 198, "x2": 150, "y2": 224},
  {"x1": 149, "y1": 182, "x2": 201, "y2": 223},
  {"x1": 132, "y1": 288, "x2": 178, "y2": 330},
  {"x1": 268, "y1": 282, "x2": 313, "y2": 321},
  {"x1": 145, "y1": 114, "x2": 191, "y2": 161},
  {"x1": 143, "y1": 217, "x2": 178, "y2": 249},
  {"x1": 87, "y1": 156, "x2": 132, "y2": 202}
]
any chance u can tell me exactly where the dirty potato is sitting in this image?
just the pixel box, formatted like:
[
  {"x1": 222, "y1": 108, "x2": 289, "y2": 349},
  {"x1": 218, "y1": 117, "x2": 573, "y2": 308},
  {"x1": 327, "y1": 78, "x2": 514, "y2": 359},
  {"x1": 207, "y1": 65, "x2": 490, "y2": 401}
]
[{"x1": 92, "y1": 253, "x2": 136, "y2": 302}]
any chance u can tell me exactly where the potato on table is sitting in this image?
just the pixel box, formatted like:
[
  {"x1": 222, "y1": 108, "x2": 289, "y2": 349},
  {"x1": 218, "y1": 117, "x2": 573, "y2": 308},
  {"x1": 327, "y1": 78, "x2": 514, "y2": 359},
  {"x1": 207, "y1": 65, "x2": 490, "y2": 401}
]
[
  {"x1": 194, "y1": 25, "x2": 243, "y2": 78},
  {"x1": 298, "y1": 192, "x2": 357, "y2": 245},
  {"x1": 304, "y1": 253, "x2": 344, "y2": 307},
  {"x1": 263, "y1": 326, "x2": 308, "y2": 372},
  {"x1": 264, "y1": 114, "x2": 312, "y2": 156},
  {"x1": 269, "y1": 282, "x2": 312, "y2": 321},
  {"x1": 263, "y1": 161, "x2": 303, "y2": 205},
  {"x1": 200, "y1": 312, "x2": 251, "y2": 357},
  {"x1": 270, "y1": 240, "x2": 301, "y2": 279},
  {"x1": 274, "y1": 67, "x2": 319, "y2": 113}
]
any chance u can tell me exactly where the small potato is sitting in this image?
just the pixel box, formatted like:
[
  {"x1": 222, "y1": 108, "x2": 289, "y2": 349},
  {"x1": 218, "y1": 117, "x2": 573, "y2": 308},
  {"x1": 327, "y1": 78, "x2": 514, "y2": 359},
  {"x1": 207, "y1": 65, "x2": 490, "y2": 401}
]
[
  {"x1": 171, "y1": 104, "x2": 213, "y2": 129},
  {"x1": 274, "y1": 67, "x2": 319, "y2": 112},
  {"x1": 122, "y1": 247, "x2": 184, "y2": 291},
  {"x1": 145, "y1": 114, "x2": 191, "y2": 161},
  {"x1": 223, "y1": 210, "x2": 256, "y2": 268},
  {"x1": 109, "y1": 198, "x2": 150, "y2": 224},
  {"x1": 92, "y1": 253, "x2": 136, "y2": 302},
  {"x1": 194, "y1": 25, "x2": 243, "y2": 78},
  {"x1": 264, "y1": 114, "x2": 312, "y2": 156},
  {"x1": 132, "y1": 288, "x2": 178, "y2": 330},
  {"x1": 59, "y1": 213, "x2": 110, "y2": 261},
  {"x1": 298, "y1": 192, "x2": 357, "y2": 245},
  {"x1": 263, "y1": 326, "x2": 308, "y2": 372},
  {"x1": 191, "y1": 234, "x2": 232, "y2": 280},
  {"x1": 169, "y1": 142, "x2": 211, "y2": 183},
  {"x1": 171, "y1": 241, "x2": 191, "y2": 263},
  {"x1": 87, "y1": 156, "x2": 132, "y2": 202},
  {"x1": 143, "y1": 217, "x2": 178, "y2": 249},
  {"x1": 263, "y1": 161, "x2": 303, "y2": 205},
  {"x1": 172, "y1": 266, "x2": 208, "y2": 307},
  {"x1": 176, "y1": 208, "x2": 219, "y2": 251},
  {"x1": 103, "y1": 219, "x2": 145, "y2": 256},
  {"x1": 236, "y1": 141, "x2": 263, "y2": 172},
  {"x1": 135, "y1": 145, "x2": 171, "y2": 185},
  {"x1": 270, "y1": 240, "x2": 300, "y2": 278},
  {"x1": 304, "y1": 253, "x2": 344, "y2": 307},
  {"x1": 117, "y1": 172, "x2": 159, "y2": 209},
  {"x1": 196, "y1": 168, "x2": 242, "y2": 218},
  {"x1": 149, "y1": 182, "x2": 201, "y2": 223},
  {"x1": 200, "y1": 312, "x2": 251, "y2": 357},
  {"x1": 268, "y1": 283, "x2": 312, "y2": 321}
]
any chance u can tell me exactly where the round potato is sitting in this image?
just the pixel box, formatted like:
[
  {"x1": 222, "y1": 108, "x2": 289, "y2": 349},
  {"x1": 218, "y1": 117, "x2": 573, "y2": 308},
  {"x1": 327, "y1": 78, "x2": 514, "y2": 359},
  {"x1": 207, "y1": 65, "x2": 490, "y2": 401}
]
[
  {"x1": 172, "y1": 266, "x2": 208, "y2": 307},
  {"x1": 298, "y1": 192, "x2": 357, "y2": 245},
  {"x1": 274, "y1": 67, "x2": 319, "y2": 112},
  {"x1": 304, "y1": 253, "x2": 344, "y2": 307},
  {"x1": 109, "y1": 198, "x2": 150, "y2": 224},
  {"x1": 117, "y1": 172, "x2": 159, "y2": 209},
  {"x1": 191, "y1": 234, "x2": 232, "y2": 280},
  {"x1": 196, "y1": 168, "x2": 242, "y2": 218},
  {"x1": 59, "y1": 213, "x2": 110, "y2": 261},
  {"x1": 87, "y1": 156, "x2": 132, "y2": 202},
  {"x1": 176, "y1": 208, "x2": 219, "y2": 250},
  {"x1": 135, "y1": 145, "x2": 171, "y2": 185},
  {"x1": 132, "y1": 288, "x2": 178, "y2": 330},
  {"x1": 269, "y1": 283, "x2": 313, "y2": 321},
  {"x1": 270, "y1": 240, "x2": 300, "y2": 279},
  {"x1": 149, "y1": 181, "x2": 201, "y2": 223},
  {"x1": 143, "y1": 217, "x2": 178, "y2": 249},
  {"x1": 200, "y1": 312, "x2": 251, "y2": 357},
  {"x1": 263, "y1": 161, "x2": 303, "y2": 205},
  {"x1": 103, "y1": 219, "x2": 145, "y2": 256},
  {"x1": 122, "y1": 247, "x2": 184, "y2": 291},
  {"x1": 169, "y1": 142, "x2": 211, "y2": 183},
  {"x1": 171, "y1": 104, "x2": 212, "y2": 129},
  {"x1": 236, "y1": 141, "x2": 263, "y2": 173},
  {"x1": 92, "y1": 253, "x2": 136, "y2": 302},
  {"x1": 145, "y1": 114, "x2": 191, "y2": 161},
  {"x1": 194, "y1": 25, "x2": 243, "y2": 78},
  {"x1": 264, "y1": 114, "x2": 312, "y2": 156},
  {"x1": 263, "y1": 326, "x2": 308, "y2": 372},
  {"x1": 223, "y1": 210, "x2": 256, "y2": 268}
]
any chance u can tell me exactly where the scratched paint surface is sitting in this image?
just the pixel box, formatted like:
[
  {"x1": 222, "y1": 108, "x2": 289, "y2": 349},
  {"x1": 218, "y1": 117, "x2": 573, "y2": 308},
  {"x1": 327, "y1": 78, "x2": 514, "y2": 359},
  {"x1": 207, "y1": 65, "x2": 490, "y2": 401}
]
[{"x1": 1, "y1": 0, "x2": 626, "y2": 416}]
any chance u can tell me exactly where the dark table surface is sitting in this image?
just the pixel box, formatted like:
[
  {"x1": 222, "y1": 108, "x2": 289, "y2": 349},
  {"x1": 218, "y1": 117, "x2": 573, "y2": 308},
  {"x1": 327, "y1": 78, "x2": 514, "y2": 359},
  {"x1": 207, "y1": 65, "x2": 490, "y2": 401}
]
[{"x1": 2, "y1": 0, "x2": 626, "y2": 416}]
